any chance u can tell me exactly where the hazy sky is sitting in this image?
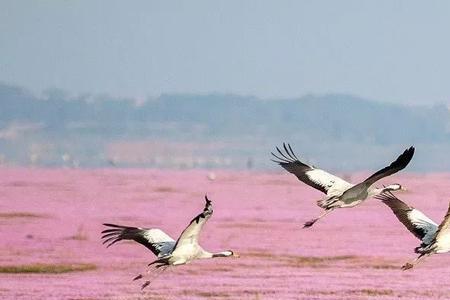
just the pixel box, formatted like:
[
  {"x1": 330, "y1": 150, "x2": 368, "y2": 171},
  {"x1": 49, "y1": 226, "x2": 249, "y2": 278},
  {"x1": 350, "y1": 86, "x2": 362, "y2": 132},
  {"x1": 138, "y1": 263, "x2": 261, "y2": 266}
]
[{"x1": 1, "y1": 1, "x2": 450, "y2": 104}]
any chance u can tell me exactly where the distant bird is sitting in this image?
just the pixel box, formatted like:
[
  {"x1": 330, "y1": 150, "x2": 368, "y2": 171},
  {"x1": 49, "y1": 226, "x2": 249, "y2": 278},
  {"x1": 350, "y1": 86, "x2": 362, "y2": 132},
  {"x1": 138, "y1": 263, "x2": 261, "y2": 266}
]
[
  {"x1": 375, "y1": 191, "x2": 450, "y2": 270},
  {"x1": 101, "y1": 195, "x2": 238, "y2": 289},
  {"x1": 271, "y1": 143, "x2": 414, "y2": 227}
]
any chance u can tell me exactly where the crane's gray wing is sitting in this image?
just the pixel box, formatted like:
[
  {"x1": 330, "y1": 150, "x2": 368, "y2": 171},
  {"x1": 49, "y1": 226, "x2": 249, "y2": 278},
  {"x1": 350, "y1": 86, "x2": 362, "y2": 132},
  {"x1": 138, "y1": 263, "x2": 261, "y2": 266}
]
[
  {"x1": 362, "y1": 147, "x2": 415, "y2": 187},
  {"x1": 375, "y1": 191, "x2": 437, "y2": 244},
  {"x1": 174, "y1": 195, "x2": 213, "y2": 249},
  {"x1": 271, "y1": 143, "x2": 352, "y2": 195},
  {"x1": 101, "y1": 224, "x2": 176, "y2": 257}
]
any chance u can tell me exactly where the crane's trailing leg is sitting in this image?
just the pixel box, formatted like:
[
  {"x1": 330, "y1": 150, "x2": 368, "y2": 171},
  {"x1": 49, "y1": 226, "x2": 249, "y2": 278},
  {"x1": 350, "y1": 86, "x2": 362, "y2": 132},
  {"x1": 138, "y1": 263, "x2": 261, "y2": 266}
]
[
  {"x1": 141, "y1": 281, "x2": 151, "y2": 290},
  {"x1": 133, "y1": 274, "x2": 143, "y2": 281},
  {"x1": 133, "y1": 258, "x2": 170, "y2": 289},
  {"x1": 135, "y1": 264, "x2": 169, "y2": 290},
  {"x1": 401, "y1": 253, "x2": 429, "y2": 270},
  {"x1": 303, "y1": 209, "x2": 333, "y2": 228}
]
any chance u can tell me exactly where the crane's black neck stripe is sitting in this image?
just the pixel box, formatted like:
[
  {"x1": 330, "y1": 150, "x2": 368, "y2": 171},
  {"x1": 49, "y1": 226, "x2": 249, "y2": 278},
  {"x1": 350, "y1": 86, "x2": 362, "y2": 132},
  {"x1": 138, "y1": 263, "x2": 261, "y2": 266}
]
[{"x1": 193, "y1": 213, "x2": 206, "y2": 224}]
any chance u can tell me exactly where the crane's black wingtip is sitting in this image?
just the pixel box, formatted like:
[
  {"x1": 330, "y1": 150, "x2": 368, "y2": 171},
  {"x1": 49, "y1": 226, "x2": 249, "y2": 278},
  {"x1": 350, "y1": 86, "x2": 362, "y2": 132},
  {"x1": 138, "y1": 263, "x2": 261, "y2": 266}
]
[
  {"x1": 103, "y1": 223, "x2": 121, "y2": 228},
  {"x1": 271, "y1": 144, "x2": 298, "y2": 164},
  {"x1": 204, "y1": 194, "x2": 212, "y2": 204},
  {"x1": 396, "y1": 146, "x2": 415, "y2": 166},
  {"x1": 270, "y1": 158, "x2": 282, "y2": 164},
  {"x1": 403, "y1": 146, "x2": 415, "y2": 157}
]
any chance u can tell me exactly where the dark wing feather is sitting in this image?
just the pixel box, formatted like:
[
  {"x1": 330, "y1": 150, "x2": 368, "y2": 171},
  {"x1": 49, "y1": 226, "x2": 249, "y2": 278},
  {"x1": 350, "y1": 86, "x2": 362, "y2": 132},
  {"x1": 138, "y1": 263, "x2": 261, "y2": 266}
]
[
  {"x1": 363, "y1": 146, "x2": 415, "y2": 186},
  {"x1": 375, "y1": 191, "x2": 438, "y2": 242},
  {"x1": 174, "y1": 195, "x2": 213, "y2": 249},
  {"x1": 101, "y1": 223, "x2": 175, "y2": 257},
  {"x1": 271, "y1": 143, "x2": 352, "y2": 195}
]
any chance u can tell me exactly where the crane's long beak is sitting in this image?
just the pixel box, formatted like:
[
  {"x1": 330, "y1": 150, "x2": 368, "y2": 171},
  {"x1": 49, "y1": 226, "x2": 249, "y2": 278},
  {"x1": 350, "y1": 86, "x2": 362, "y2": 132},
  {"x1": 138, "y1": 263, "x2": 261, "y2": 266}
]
[
  {"x1": 400, "y1": 187, "x2": 407, "y2": 192},
  {"x1": 233, "y1": 253, "x2": 240, "y2": 258}
]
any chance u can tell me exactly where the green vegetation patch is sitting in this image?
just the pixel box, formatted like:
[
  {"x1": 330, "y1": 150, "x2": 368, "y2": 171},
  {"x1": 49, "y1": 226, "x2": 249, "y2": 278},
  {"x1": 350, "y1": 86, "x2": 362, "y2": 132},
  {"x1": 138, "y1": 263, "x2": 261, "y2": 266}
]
[
  {"x1": 246, "y1": 251, "x2": 358, "y2": 268},
  {"x1": 0, "y1": 263, "x2": 97, "y2": 274},
  {"x1": 347, "y1": 289, "x2": 395, "y2": 297},
  {"x1": 153, "y1": 186, "x2": 178, "y2": 193},
  {"x1": 0, "y1": 212, "x2": 47, "y2": 219}
]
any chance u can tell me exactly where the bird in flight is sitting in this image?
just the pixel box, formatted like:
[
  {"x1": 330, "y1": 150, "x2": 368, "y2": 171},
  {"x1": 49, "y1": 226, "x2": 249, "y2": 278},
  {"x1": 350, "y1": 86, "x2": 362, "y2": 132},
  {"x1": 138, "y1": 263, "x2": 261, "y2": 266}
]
[
  {"x1": 101, "y1": 195, "x2": 239, "y2": 289},
  {"x1": 375, "y1": 191, "x2": 450, "y2": 270},
  {"x1": 272, "y1": 143, "x2": 414, "y2": 227}
]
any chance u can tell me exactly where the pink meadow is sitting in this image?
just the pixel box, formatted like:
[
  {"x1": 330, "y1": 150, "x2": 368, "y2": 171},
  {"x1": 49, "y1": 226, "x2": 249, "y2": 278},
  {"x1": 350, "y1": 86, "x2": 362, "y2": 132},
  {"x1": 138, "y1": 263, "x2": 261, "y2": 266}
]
[{"x1": 1, "y1": 168, "x2": 450, "y2": 299}]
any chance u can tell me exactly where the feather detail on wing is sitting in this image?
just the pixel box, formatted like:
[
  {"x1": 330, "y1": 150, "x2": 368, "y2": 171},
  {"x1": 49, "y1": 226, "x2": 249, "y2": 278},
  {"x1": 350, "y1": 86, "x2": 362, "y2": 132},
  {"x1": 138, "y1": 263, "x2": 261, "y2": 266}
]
[
  {"x1": 431, "y1": 202, "x2": 450, "y2": 251},
  {"x1": 363, "y1": 146, "x2": 415, "y2": 186},
  {"x1": 174, "y1": 195, "x2": 213, "y2": 249},
  {"x1": 271, "y1": 143, "x2": 352, "y2": 195},
  {"x1": 375, "y1": 191, "x2": 437, "y2": 244},
  {"x1": 101, "y1": 224, "x2": 175, "y2": 257}
]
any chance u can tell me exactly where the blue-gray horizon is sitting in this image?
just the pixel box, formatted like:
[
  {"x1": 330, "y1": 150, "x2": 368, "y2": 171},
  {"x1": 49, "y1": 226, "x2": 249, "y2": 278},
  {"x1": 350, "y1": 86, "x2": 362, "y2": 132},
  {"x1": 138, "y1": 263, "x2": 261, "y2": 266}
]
[{"x1": 1, "y1": 82, "x2": 450, "y2": 171}]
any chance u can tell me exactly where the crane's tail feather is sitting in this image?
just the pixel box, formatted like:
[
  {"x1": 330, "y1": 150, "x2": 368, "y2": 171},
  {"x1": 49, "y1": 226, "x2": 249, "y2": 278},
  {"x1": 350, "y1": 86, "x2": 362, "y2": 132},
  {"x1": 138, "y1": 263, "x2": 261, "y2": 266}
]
[
  {"x1": 316, "y1": 198, "x2": 328, "y2": 208},
  {"x1": 317, "y1": 196, "x2": 339, "y2": 209}
]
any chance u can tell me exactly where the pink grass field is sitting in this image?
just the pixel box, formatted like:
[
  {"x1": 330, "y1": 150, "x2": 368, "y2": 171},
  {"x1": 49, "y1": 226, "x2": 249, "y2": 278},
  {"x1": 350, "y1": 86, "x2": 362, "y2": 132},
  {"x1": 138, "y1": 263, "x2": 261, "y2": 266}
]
[{"x1": 1, "y1": 168, "x2": 450, "y2": 299}]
